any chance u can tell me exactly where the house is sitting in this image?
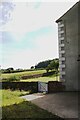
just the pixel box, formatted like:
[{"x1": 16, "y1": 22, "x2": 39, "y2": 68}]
[{"x1": 56, "y1": 1, "x2": 80, "y2": 91}]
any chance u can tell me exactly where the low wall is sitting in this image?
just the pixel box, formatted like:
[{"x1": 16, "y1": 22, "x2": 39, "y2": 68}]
[
  {"x1": 1, "y1": 82, "x2": 38, "y2": 93},
  {"x1": 1, "y1": 81, "x2": 65, "y2": 93},
  {"x1": 48, "y1": 81, "x2": 65, "y2": 93}
]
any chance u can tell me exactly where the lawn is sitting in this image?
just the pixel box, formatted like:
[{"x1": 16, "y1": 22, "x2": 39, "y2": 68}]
[{"x1": 1, "y1": 90, "x2": 63, "y2": 119}]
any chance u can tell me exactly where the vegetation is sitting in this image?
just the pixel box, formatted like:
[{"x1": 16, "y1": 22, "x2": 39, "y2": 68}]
[
  {"x1": 1, "y1": 68, "x2": 39, "y2": 74},
  {"x1": 0, "y1": 58, "x2": 62, "y2": 119},
  {"x1": 1, "y1": 58, "x2": 59, "y2": 74},
  {"x1": 1, "y1": 67, "x2": 24, "y2": 73},
  {"x1": 1, "y1": 70, "x2": 46, "y2": 81},
  {"x1": 1, "y1": 58, "x2": 59, "y2": 82},
  {"x1": 20, "y1": 74, "x2": 59, "y2": 82},
  {"x1": 1, "y1": 90, "x2": 29, "y2": 107},
  {"x1": 35, "y1": 60, "x2": 52, "y2": 69},
  {"x1": 1, "y1": 71, "x2": 59, "y2": 82},
  {"x1": 7, "y1": 76, "x2": 20, "y2": 82},
  {"x1": 35, "y1": 58, "x2": 59, "y2": 70},
  {"x1": 1, "y1": 90, "x2": 63, "y2": 119},
  {"x1": 1, "y1": 69, "x2": 59, "y2": 82},
  {"x1": 46, "y1": 59, "x2": 59, "y2": 73}
]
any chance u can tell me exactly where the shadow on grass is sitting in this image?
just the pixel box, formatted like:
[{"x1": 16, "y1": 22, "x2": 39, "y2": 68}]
[{"x1": 2, "y1": 101, "x2": 64, "y2": 120}]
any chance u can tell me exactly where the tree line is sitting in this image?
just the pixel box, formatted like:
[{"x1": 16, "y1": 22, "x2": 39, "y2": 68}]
[
  {"x1": 31, "y1": 58, "x2": 59, "y2": 73},
  {"x1": 1, "y1": 58, "x2": 59, "y2": 74}
]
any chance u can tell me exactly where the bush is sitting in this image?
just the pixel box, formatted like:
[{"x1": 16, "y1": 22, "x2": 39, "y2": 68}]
[{"x1": 8, "y1": 76, "x2": 20, "y2": 82}]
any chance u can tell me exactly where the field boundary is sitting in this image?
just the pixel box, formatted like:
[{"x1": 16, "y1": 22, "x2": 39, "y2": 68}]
[
  {"x1": 1, "y1": 82, "x2": 38, "y2": 93},
  {"x1": 1, "y1": 81, "x2": 65, "y2": 93}
]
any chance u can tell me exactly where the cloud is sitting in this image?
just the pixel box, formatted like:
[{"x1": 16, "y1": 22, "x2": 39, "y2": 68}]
[{"x1": 0, "y1": 0, "x2": 15, "y2": 26}]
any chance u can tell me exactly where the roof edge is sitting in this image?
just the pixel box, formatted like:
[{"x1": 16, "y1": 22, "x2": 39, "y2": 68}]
[{"x1": 56, "y1": 1, "x2": 79, "y2": 23}]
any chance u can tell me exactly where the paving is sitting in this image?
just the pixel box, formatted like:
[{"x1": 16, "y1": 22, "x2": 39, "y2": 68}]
[
  {"x1": 21, "y1": 93, "x2": 45, "y2": 101},
  {"x1": 21, "y1": 92, "x2": 79, "y2": 119}
]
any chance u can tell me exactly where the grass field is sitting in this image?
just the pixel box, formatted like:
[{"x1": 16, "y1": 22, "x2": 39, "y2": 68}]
[
  {"x1": 1, "y1": 90, "x2": 63, "y2": 119},
  {"x1": 1, "y1": 69, "x2": 46, "y2": 79},
  {"x1": 20, "y1": 74, "x2": 59, "y2": 82},
  {"x1": 1, "y1": 69, "x2": 60, "y2": 82}
]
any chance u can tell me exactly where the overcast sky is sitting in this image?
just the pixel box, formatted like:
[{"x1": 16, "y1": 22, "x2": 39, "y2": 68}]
[{"x1": 0, "y1": 0, "x2": 79, "y2": 69}]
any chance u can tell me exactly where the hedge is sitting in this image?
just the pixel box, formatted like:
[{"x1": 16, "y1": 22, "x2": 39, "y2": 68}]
[{"x1": 1, "y1": 82, "x2": 38, "y2": 93}]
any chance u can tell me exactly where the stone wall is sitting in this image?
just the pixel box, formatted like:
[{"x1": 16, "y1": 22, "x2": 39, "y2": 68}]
[
  {"x1": 48, "y1": 81, "x2": 65, "y2": 93},
  {"x1": 1, "y1": 82, "x2": 38, "y2": 93}
]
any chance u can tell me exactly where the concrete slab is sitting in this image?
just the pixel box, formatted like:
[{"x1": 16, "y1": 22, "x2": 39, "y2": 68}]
[
  {"x1": 21, "y1": 93, "x2": 45, "y2": 101},
  {"x1": 21, "y1": 92, "x2": 79, "y2": 119},
  {"x1": 31, "y1": 92, "x2": 79, "y2": 119}
]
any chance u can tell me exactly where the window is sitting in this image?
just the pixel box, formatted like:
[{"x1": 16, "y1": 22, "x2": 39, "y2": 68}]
[
  {"x1": 62, "y1": 75, "x2": 65, "y2": 79},
  {"x1": 61, "y1": 47, "x2": 64, "y2": 50},
  {"x1": 58, "y1": 27, "x2": 64, "y2": 31},
  {"x1": 61, "y1": 33, "x2": 64, "y2": 37},
  {"x1": 61, "y1": 40, "x2": 64, "y2": 44},
  {"x1": 60, "y1": 27, "x2": 64, "y2": 31},
  {"x1": 62, "y1": 61, "x2": 65, "y2": 64},
  {"x1": 61, "y1": 53, "x2": 65, "y2": 57},
  {"x1": 62, "y1": 68, "x2": 65, "y2": 71}
]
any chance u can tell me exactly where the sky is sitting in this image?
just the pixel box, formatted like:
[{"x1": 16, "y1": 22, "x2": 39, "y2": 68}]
[{"x1": 0, "y1": 0, "x2": 79, "y2": 69}]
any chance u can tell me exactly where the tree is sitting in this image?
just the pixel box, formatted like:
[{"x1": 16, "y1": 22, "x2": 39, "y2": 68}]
[
  {"x1": 31, "y1": 66, "x2": 34, "y2": 69},
  {"x1": 34, "y1": 58, "x2": 59, "y2": 72},
  {"x1": 46, "y1": 64, "x2": 51, "y2": 73},
  {"x1": 35, "y1": 60, "x2": 51, "y2": 69},
  {"x1": 6, "y1": 67, "x2": 14, "y2": 73},
  {"x1": 46, "y1": 59, "x2": 59, "y2": 73},
  {"x1": 46, "y1": 60, "x2": 55, "y2": 72},
  {"x1": 54, "y1": 60, "x2": 59, "y2": 72}
]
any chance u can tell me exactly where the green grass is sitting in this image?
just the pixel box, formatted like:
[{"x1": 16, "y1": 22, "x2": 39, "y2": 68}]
[
  {"x1": 1, "y1": 69, "x2": 60, "y2": 82},
  {"x1": 1, "y1": 90, "x2": 29, "y2": 107},
  {"x1": 20, "y1": 74, "x2": 60, "y2": 82},
  {"x1": 1, "y1": 70, "x2": 46, "y2": 80},
  {"x1": 1, "y1": 90, "x2": 63, "y2": 119}
]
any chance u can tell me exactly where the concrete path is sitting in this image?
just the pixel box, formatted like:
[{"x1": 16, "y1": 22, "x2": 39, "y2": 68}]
[
  {"x1": 21, "y1": 92, "x2": 79, "y2": 119},
  {"x1": 21, "y1": 93, "x2": 45, "y2": 101}
]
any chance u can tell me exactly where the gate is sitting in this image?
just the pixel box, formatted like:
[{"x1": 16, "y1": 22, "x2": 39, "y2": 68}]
[{"x1": 38, "y1": 81, "x2": 48, "y2": 92}]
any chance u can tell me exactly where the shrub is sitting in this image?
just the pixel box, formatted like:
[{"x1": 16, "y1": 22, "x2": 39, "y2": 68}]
[{"x1": 8, "y1": 76, "x2": 20, "y2": 82}]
